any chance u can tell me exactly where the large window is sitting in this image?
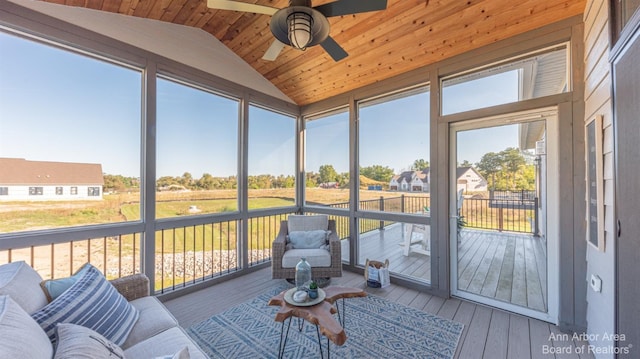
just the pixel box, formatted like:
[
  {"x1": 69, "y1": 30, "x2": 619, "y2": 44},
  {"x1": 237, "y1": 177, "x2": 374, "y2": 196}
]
[
  {"x1": 614, "y1": 0, "x2": 640, "y2": 38},
  {"x1": 0, "y1": 30, "x2": 142, "y2": 233},
  {"x1": 156, "y1": 76, "x2": 240, "y2": 218},
  {"x1": 88, "y1": 187, "x2": 101, "y2": 196},
  {"x1": 29, "y1": 187, "x2": 44, "y2": 196},
  {"x1": 358, "y1": 86, "x2": 431, "y2": 213},
  {"x1": 441, "y1": 45, "x2": 569, "y2": 115},
  {"x1": 304, "y1": 108, "x2": 349, "y2": 206},
  {"x1": 248, "y1": 105, "x2": 296, "y2": 209}
]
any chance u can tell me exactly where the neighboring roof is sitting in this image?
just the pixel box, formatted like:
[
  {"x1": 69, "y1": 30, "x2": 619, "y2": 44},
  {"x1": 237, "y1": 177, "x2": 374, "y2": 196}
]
[
  {"x1": 391, "y1": 169, "x2": 430, "y2": 184},
  {"x1": 457, "y1": 167, "x2": 486, "y2": 181},
  {"x1": 0, "y1": 158, "x2": 104, "y2": 185}
]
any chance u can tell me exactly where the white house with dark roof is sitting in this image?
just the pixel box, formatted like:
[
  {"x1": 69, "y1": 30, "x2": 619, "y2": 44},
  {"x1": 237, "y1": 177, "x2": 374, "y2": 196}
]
[
  {"x1": 389, "y1": 169, "x2": 430, "y2": 192},
  {"x1": 0, "y1": 158, "x2": 104, "y2": 201},
  {"x1": 390, "y1": 167, "x2": 487, "y2": 193},
  {"x1": 456, "y1": 166, "x2": 488, "y2": 193}
]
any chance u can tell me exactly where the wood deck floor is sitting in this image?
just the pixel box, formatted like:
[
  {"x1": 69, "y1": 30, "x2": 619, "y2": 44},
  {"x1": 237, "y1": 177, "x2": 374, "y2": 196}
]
[
  {"x1": 163, "y1": 268, "x2": 593, "y2": 359},
  {"x1": 349, "y1": 225, "x2": 547, "y2": 312}
]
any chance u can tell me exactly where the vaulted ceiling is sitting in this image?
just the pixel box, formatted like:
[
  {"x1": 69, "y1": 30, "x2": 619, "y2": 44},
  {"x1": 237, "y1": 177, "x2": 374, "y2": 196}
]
[{"x1": 42, "y1": 0, "x2": 586, "y2": 106}]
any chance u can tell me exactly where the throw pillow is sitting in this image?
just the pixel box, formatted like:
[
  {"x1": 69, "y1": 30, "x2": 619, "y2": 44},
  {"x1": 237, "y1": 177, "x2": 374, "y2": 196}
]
[
  {"x1": 0, "y1": 295, "x2": 53, "y2": 359},
  {"x1": 288, "y1": 230, "x2": 329, "y2": 249},
  {"x1": 0, "y1": 261, "x2": 49, "y2": 314},
  {"x1": 31, "y1": 263, "x2": 139, "y2": 346},
  {"x1": 54, "y1": 323, "x2": 125, "y2": 359},
  {"x1": 41, "y1": 263, "x2": 91, "y2": 302}
]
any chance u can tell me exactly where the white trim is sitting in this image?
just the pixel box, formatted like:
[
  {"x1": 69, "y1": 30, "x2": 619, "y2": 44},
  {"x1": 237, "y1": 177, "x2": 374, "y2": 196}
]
[{"x1": 449, "y1": 107, "x2": 559, "y2": 324}]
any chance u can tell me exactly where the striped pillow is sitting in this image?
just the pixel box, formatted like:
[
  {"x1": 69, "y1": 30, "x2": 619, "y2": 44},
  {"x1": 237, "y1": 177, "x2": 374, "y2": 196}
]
[{"x1": 31, "y1": 264, "x2": 139, "y2": 346}]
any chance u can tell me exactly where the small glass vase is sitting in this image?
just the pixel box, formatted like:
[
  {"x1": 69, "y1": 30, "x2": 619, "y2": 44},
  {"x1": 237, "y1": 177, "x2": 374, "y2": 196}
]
[{"x1": 295, "y1": 257, "x2": 312, "y2": 291}]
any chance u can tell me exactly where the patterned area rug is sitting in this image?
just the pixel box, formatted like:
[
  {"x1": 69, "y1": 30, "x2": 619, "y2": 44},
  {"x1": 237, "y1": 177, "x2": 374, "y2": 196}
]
[{"x1": 187, "y1": 286, "x2": 463, "y2": 359}]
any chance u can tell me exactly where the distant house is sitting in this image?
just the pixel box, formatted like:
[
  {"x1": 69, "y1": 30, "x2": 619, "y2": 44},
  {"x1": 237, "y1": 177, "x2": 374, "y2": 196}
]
[
  {"x1": 456, "y1": 167, "x2": 488, "y2": 193},
  {"x1": 389, "y1": 167, "x2": 487, "y2": 193},
  {"x1": 389, "y1": 169, "x2": 430, "y2": 192},
  {"x1": 319, "y1": 182, "x2": 339, "y2": 189},
  {"x1": 0, "y1": 158, "x2": 104, "y2": 201}
]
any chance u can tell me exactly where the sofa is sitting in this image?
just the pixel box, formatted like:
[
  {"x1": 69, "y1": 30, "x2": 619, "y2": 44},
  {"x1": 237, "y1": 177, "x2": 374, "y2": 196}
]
[{"x1": 0, "y1": 261, "x2": 207, "y2": 358}]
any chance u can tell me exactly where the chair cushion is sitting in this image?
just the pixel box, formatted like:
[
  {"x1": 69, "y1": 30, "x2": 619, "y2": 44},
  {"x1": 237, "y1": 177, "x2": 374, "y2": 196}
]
[
  {"x1": 53, "y1": 323, "x2": 125, "y2": 359},
  {"x1": 288, "y1": 215, "x2": 328, "y2": 232},
  {"x1": 0, "y1": 261, "x2": 48, "y2": 314},
  {"x1": 31, "y1": 263, "x2": 139, "y2": 346},
  {"x1": 287, "y1": 230, "x2": 330, "y2": 249},
  {"x1": 282, "y1": 248, "x2": 331, "y2": 268},
  {"x1": 0, "y1": 295, "x2": 53, "y2": 359},
  {"x1": 122, "y1": 296, "x2": 180, "y2": 349}
]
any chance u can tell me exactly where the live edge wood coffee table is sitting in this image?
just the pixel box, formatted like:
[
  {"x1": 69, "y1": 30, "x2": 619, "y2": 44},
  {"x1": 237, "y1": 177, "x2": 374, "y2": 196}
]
[{"x1": 268, "y1": 286, "x2": 366, "y2": 359}]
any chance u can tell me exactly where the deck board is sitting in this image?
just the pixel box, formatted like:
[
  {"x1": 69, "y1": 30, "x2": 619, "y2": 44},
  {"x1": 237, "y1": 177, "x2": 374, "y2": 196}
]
[
  {"x1": 163, "y1": 268, "x2": 593, "y2": 359},
  {"x1": 351, "y1": 226, "x2": 547, "y2": 312},
  {"x1": 483, "y1": 310, "x2": 510, "y2": 359},
  {"x1": 458, "y1": 305, "x2": 492, "y2": 359}
]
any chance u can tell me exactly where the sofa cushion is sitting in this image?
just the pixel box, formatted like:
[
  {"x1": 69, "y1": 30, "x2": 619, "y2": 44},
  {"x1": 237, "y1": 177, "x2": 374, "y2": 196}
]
[
  {"x1": 288, "y1": 214, "x2": 328, "y2": 232},
  {"x1": 124, "y1": 327, "x2": 207, "y2": 359},
  {"x1": 122, "y1": 296, "x2": 180, "y2": 349},
  {"x1": 41, "y1": 263, "x2": 91, "y2": 302},
  {"x1": 282, "y1": 248, "x2": 332, "y2": 268},
  {"x1": 287, "y1": 230, "x2": 330, "y2": 249},
  {"x1": 0, "y1": 261, "x2": 48, "y2": 314},
  {"x1": 154, "y1": 346, "x2": 191, "y2": 359},
  {"x1": 53, "y1": 323, "x2": 125, "y2": 359},
  {"x1": 0, "y1": 295, "x2": 53, "y2": 359},
  {"x1": 31, "y1": 263, "x2": 139, "y2": 346}
]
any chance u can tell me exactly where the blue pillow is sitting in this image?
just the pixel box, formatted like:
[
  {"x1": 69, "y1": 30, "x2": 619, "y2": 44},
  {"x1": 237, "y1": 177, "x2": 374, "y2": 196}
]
[
  {"x1": 31, "y1": 263, "x2": 139, "y2": 346},
  {"x1": 288, "y1": 230, "x2": 329, "y2": 249},
  {"x1": 40, "y1": 263, "x2": 91, "y2": 302}
]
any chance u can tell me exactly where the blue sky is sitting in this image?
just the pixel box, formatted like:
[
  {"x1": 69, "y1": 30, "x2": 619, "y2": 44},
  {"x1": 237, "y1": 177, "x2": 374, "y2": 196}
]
[{"x1": 1, "y1": 30, "x2": 521, "y2": 179}]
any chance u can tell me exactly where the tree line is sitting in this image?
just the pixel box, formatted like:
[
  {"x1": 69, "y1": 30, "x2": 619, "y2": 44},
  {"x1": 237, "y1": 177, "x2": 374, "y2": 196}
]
[
  {"x1": 103, "y1": 148, "x2": 535, "y2": 192},
  {"x1": 475, "y1": 147, "x2": 536, "y2": 191}
]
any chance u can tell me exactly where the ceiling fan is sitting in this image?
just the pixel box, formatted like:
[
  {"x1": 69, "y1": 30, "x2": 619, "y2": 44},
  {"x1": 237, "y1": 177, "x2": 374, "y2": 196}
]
[{"x1": 207, "y1": 0, "x2": 388, "y2": 62}]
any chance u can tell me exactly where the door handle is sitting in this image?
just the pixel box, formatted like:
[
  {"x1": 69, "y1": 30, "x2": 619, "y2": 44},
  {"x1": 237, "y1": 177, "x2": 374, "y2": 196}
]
[{"x1": 617, "y1": 219, "x2": 621, "y2": 237}]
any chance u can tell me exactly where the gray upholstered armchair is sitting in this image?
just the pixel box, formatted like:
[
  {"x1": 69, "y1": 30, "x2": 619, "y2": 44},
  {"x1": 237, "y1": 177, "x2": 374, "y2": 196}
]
[{"x1": 271, "y1": 215, "x2": 342, "y2": 280}]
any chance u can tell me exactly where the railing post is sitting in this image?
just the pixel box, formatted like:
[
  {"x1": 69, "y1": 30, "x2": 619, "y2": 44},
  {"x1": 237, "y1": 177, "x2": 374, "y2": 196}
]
[
  {"x1": 379, "y1": 196, "x2": 385, "y2": 230},
  {"x1": 534, "y1": 197, "x2": 540, "y2": 236},
  {"x1": 498, "y1": 207, "x2": 504, "y2": 232},
  {"x1": 401, "y1": 194, "x2": 405, "y2": 213}
]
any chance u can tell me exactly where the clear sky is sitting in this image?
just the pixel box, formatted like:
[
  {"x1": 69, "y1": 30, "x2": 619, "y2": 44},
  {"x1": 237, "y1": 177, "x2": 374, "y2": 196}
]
[{"x1": 1, "y1": 30, "x2": 524, "y2": 179}]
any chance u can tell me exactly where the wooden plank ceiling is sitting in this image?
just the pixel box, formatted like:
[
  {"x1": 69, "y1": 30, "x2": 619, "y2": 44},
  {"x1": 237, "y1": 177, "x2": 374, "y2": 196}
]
[{"x1": 43, "y1": 0, "x2": 585, "y2": 105}]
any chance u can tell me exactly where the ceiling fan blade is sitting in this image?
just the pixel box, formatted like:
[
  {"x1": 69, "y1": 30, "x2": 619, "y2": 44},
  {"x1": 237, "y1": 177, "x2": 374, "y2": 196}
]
[
  {"x1": 206, "y1": 0, "x2": 278, "y2": 16},
  {"x1": 315, "y1": 0, "x2": 387, "y2": 17},
  {"x1": 262, "y1": 40, "x2": 286, "y2": 61},
  {"x1": 320, "y1": 36, "x2": 348, "y2": 62}
]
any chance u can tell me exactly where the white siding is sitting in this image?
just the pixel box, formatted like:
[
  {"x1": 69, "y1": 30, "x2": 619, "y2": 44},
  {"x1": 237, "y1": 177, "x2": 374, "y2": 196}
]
[
  {"x1": 583, "y1": 1, "x2": 615, "y2": 357},
  {"x1": 0, "y1": 185, "x2": 102, "y2": 201}
]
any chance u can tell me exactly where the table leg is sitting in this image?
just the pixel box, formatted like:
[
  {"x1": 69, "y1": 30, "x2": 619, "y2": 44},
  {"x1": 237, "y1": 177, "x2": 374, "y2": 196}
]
[
  {"x1": 315, "y1": 325, "x2": 326, "y2": 359},
  {"x1": 278, "y1": 317, "x2": 292, "y2": 359},
  {"x1": 334, "y1": 298, "x2": 347, "y2": 327}
]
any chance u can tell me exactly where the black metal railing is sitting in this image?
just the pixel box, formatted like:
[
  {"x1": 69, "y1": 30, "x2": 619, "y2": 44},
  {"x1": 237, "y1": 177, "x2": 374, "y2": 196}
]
[
  {"x1": 460, "y1": 197, "x2": 538, "y2": 233},
  {"x1": 0, "y1": 233, "x2": 141, "y2": 281},
  {"x1": 0, "y1": 193, "x2": 537, "y2": 296}
]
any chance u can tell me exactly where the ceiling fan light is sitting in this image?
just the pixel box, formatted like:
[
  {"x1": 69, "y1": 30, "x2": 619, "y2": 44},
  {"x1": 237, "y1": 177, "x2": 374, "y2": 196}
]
[{"x1": 287, "y1": 12, "x2": 313, "y2": 50}]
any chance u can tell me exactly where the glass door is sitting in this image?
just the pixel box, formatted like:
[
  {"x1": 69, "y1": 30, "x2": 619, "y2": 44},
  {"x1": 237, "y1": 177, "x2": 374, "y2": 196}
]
[{"x1": 449, "y1": 108, "x2": 559, "y2": 323}]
